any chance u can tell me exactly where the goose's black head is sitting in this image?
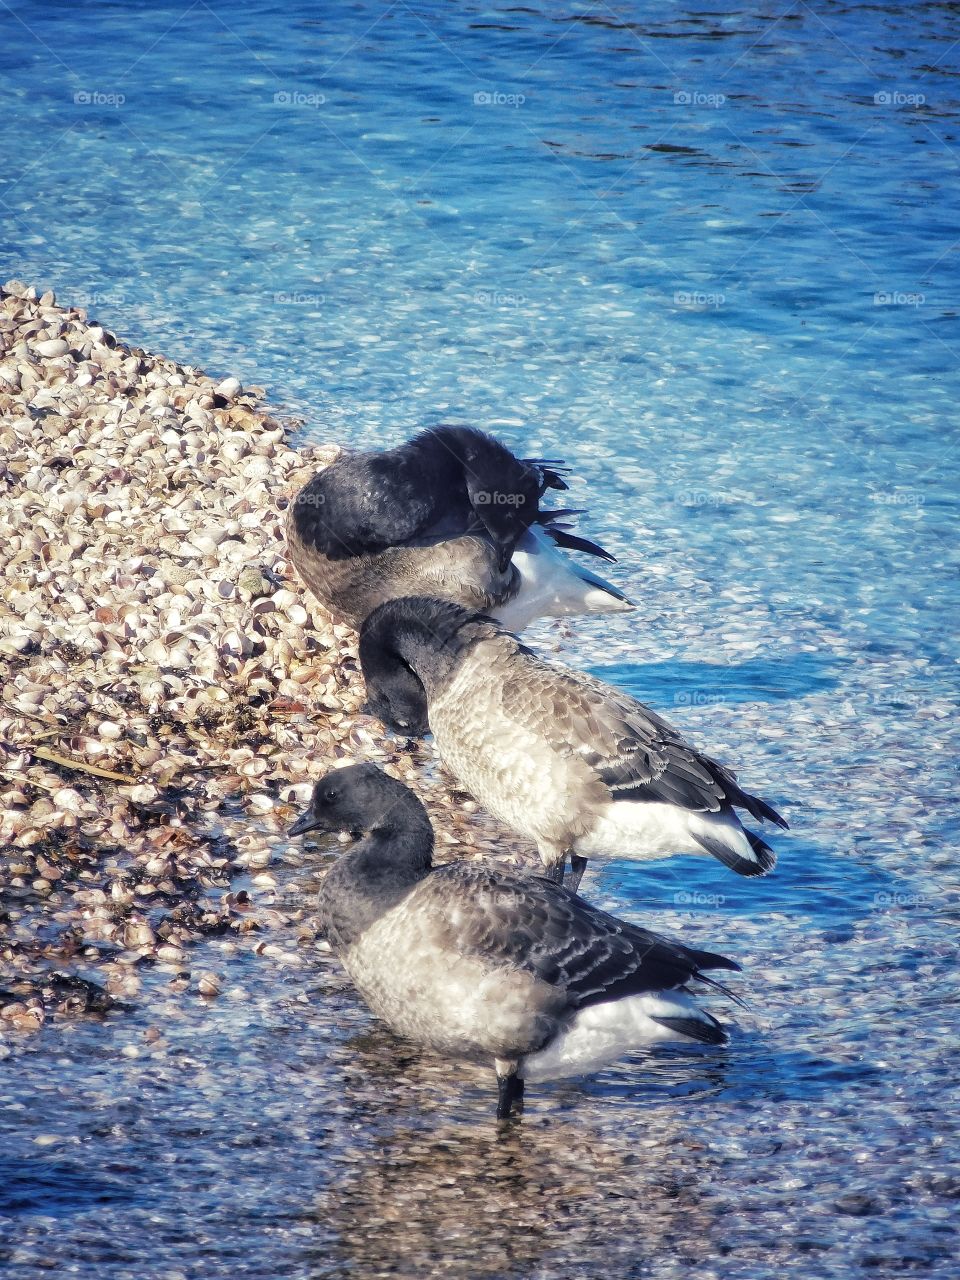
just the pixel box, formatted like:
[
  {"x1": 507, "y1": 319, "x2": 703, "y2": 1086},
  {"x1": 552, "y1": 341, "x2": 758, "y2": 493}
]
[
  {"x1": 290, "y1": 763, "x2": 420, "y2": 840},
  {"x1": 358, "y1": 607, "x2": 432, "y2": 736},
  {"x1": 361, "y1": 668, "x2": 430, "y2": 737},
  {"x1": 359, "y1": 597, "x2": 494, "y2": 735}
]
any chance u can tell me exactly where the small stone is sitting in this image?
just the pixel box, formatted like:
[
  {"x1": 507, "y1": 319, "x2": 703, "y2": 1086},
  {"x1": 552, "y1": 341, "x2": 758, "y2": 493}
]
[
  {"x1": 834, "y1": 1193, "x2": 879, "y2": 1217},
  {"x1": 53, "y1": 787, "x2": 85, "y2": 813},
  {"x1": 216, "y1": 376, "x2": 242, "y2": 399},
  {"x1": 238, "y1": 568, "x2": 272, "y2": 600},
  {"x1": 124, "y1": 921, "x2": 156, "y2": 948},
  {"x1": 125, "y1": 784, "x2": 159, "y2": 804},
  {"x1": 33, "y1": 338, "x2": 69, "y2": 358}
]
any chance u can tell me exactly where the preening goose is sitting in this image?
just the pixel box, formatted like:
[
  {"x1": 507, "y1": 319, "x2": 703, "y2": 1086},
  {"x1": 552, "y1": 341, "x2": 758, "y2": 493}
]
[
  {"x1": 359, "y1": 598, "x2": 788, "y2": 890},
  {"x1": 290, "y1": 763, "x2": 740, "y2": 1119},
  {"x1": 286, "y1": 424, "x2": 634, "y2": 629}
]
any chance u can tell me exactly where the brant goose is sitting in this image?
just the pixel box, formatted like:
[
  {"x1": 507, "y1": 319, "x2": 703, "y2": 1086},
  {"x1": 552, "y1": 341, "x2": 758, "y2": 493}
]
[
  {"x1": 286, "y1": 424, "x2": 634, "y2": 629},
  {"x1": 290, "y1": 763, "x2": 740, "y2": 1119},
  {"x1": 359, "y1": 598, "x2": 788, "y2": 890}
]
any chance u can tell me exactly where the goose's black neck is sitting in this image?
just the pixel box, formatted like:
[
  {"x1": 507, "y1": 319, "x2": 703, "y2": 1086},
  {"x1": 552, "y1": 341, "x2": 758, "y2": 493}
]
[
  {"x1": 369, "y1": 784, "x2": 435, "y2": 857},
  {"x1": 361, "y1": 597, "x2": 497, "y2": 699},
  {"x1": 319, "y1": 795, "x2": 435, "y2": 950}
]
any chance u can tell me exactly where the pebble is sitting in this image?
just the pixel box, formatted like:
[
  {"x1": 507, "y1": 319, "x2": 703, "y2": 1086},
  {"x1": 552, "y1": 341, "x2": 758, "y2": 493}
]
[{"x1": 33, "y1": 338, "x2": 69, "y2": 357}]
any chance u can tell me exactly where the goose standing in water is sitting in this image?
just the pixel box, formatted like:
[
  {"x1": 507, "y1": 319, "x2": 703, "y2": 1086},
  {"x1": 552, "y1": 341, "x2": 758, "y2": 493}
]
[
  {"x1": 359, "y1": 598, "x2": 788, "y2": 890},
  {"x1": 286, "y1": 424, "x2": 634, "y2": 629},
  {"x1": 290, "y1": 763, "x2": 740, "y2": 1119}
]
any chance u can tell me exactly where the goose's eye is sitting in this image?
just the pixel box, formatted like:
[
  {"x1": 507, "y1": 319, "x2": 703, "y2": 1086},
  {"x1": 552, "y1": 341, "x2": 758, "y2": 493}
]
[{"x1": 322, "y1": 790, "x2": 337, "y2": 804}]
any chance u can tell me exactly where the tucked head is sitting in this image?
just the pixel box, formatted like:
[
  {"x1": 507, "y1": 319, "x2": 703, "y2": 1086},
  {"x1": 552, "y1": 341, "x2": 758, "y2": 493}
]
[
  {"x1": 436, "y1": 428, "x2": 540, "y2": 570},
  {"x1": 289, "y1": 763, "x2": 419, "y2": 839},
  {"x1": 466, "y1": 462, "x2": 540, "y2": 569},
  {"x1": 471, "y1": 465, "x2": 545, "y2": 570},
  {"x1": 360, "y1": 649, "x2": 430, "y2": 737},
  {"x1": 359, "y1": 597, "x2": 498, "y2": 735}
]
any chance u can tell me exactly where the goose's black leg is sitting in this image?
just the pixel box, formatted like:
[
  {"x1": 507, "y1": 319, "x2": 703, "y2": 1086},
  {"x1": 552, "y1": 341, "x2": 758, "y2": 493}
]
[
  {"x1": 513, "y1": 1076, "x2": 525, "y2": 1113},
  {"x1": 495, "y1": 1067, "x2": 525, "y2": 1119},
  {"x1": 496, "y1": 1073, "x2": 524, "y2": 1119},
  {"x1": 548, "y1": 858, "x2": 566, "y2": 885},
  {"x1": 565, "y1": 855, "x2": 588, "y2": 894}
]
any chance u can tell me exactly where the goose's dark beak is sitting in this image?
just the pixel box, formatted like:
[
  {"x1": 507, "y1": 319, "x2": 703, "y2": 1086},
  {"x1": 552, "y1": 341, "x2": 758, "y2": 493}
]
[
  {"x1": 496, "y1": 543, "x2": 512, "y2": 574},
  {"x1": 289, "y1": 809, "x2": 321, "y2": 838}
]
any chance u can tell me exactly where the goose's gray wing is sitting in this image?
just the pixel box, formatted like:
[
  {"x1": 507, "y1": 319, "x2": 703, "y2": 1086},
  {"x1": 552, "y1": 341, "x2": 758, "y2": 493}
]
[
  {"x1": 502, "y1": 655, "x2": 787, "y2": 827},
  {"x1": 424, "y1": 863, "x2": 738, "y2": 1012}
]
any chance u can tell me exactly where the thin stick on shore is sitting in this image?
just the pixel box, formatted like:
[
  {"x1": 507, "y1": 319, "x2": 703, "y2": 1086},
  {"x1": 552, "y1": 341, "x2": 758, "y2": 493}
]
[{"x1": 30, "y1": 746, "x2": 138, "y2": 784}]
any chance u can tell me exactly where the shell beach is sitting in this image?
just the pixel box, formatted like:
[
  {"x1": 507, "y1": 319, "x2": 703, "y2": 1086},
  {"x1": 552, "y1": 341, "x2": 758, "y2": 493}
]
[{"x1": 0, "y1": 280, "x2": 505, "y2": 1033}]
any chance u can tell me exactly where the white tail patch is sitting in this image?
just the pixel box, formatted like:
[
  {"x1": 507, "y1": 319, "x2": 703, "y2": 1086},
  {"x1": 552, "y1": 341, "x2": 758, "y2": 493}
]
[
  {"x1": 689, "y1": 812, "x2": 757, "y2": 862},
  {"x1": 493, "y1": 525, "x2": 634, "y2": 631},
  {"x1": 572, "y1": 797, "x2": 775, "y2": 876},
  {"x1": 523, "y1": 990, "x2": 725, "y2": 1083},
  {"x1": 575, "y1": 800, "x2": 716, "y2": 860},
  {"x1": 688, "y1": 812, "x2": 775, "y2": 876}
]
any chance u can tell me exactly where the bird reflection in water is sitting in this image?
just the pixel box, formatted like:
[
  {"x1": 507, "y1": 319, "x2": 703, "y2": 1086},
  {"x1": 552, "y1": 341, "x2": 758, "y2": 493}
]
[{"x1": 296, "y1": 1028, "x2": 735, "y2": 1278}]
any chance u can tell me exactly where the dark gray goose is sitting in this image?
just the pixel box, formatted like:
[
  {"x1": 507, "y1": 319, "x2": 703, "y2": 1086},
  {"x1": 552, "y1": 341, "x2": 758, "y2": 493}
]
[
  {"x1": 290, "y1": 763, "x2": 740, "y2": 1119},
  {"x1": 359, "y1": 598, "x2": 788, "y2": 889},
  {"x1": 286, "y1": 424, "x2": 634, "y2": 629}
]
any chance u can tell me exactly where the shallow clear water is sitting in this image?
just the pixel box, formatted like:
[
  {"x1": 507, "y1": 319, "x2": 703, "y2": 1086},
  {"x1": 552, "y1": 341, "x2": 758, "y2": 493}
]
[{"x1": 2, "y1": 2, "x2": 959, "y2": 1277}]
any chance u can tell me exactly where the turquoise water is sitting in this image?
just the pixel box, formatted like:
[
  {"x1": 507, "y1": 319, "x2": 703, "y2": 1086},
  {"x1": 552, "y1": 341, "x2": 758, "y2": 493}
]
[{"x1": 2, "y1": 3, "x2": 959, "y2": 1277}]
